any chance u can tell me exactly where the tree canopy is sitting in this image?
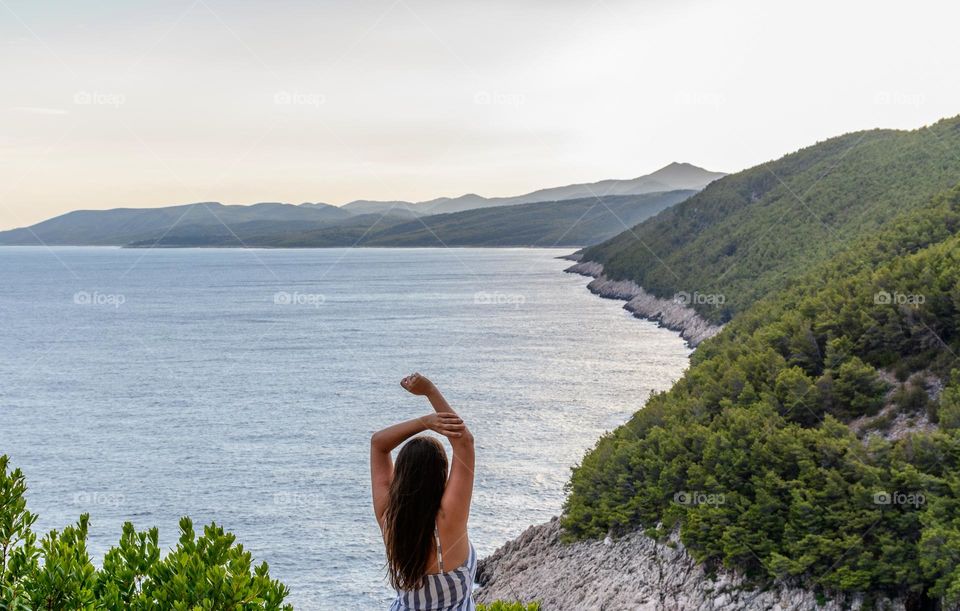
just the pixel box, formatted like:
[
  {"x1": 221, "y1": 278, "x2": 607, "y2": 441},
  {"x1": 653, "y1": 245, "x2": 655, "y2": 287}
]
[{"x1": 564, "y1": 185, "x2": 960, "y2": 606}]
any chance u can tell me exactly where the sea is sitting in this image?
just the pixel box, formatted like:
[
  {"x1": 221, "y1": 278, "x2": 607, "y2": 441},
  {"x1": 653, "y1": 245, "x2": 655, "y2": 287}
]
[{"x1": 0, "y1": 246, "x2": 690, "y2": 609}]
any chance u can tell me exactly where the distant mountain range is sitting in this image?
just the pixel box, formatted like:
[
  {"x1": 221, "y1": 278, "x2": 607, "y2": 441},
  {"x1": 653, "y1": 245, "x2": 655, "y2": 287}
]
[
  {"x1": 0, "y1": 163, "x2": 723, "y2": 248},
  {"x1": 122, "y1": 191, "x2": 695, "y2": 248},
  {"x1": 342, "y1": 162, "x2": 726, "y2": 216}
]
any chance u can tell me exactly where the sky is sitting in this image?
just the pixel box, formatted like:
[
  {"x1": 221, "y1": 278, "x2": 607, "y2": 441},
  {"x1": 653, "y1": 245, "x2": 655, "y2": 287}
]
[{"x1": 1, "y1": 0, "x2": 958, "y2": 229}]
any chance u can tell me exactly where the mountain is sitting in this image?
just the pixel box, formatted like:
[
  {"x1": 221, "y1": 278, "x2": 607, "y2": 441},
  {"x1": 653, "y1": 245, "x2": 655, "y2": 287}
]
[
  {"x1": 123, "y1": 191, "x2": 695, "y2": 249},
  {"x1": 335, "y1": 200, "x2": 422, "y2": 216},
  {"x1": 123, "y1": 211, "x2": 411, "y2": 249},
  {"x1": 481, "y1": 162, "x2": 723, "y2": 208},
  {"x1": 417, "y1": 193, "x2": 492, "y2": 215},
  {"x1": 0, "y1": 202, "x2": 354, "y2": 246},
  {"x1": 340, "y1": 162, "x2": 725, "y2": 216},
  {"x1": 579, "y1": 116, "x2": 960, "y2": 323},
  {"x1": 0, "y1": 163, "x2": 720, "y2": 247},
  {"x1": 268, "y1": 190, "x2": 695, "y2": 248}
]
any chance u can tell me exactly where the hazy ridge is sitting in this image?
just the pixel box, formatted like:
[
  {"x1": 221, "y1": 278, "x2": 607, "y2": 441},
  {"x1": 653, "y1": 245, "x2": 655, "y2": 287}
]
[{"x1": 0, "y1": 163, "x2": 722, "y2": 248}]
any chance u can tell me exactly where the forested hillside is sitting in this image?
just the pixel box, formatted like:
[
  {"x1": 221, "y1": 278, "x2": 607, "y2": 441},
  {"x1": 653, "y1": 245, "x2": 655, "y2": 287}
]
[
  {"x1": 579, "y1": 116, "x2": 960, "y2": 323},
  {"x1": 564, "y1": 185, "x2": 960, "y2": 605}
]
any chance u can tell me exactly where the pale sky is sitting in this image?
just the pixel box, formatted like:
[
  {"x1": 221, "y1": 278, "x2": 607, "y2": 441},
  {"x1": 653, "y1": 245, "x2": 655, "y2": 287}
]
[{"x1": 1, "y1": 0, "x2": 958, "y2": 229}]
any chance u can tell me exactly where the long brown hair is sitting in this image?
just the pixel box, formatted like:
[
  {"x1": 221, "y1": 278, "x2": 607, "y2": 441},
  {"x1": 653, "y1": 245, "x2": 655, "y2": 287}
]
[{"x1": 383, "y1": 436, "x2": 449, "y2": 590}]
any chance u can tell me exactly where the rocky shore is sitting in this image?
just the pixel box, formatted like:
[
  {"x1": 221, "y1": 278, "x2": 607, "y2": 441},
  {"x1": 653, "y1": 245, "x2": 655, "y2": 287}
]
[
  {"x1": 563, "y1": 260, "x2": 722, "y2": 347},
  {"x1": 471, "y1": 256, "x2": 913, "y2": 610},
  {"x1": 476, "y1": 518, "x2": 906, "y2": 611}
]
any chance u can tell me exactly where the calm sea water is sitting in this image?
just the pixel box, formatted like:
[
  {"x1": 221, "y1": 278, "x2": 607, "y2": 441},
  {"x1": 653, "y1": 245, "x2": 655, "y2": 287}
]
[{"x1": 0, "y1": 247, "x2": 689, "y2": 609}]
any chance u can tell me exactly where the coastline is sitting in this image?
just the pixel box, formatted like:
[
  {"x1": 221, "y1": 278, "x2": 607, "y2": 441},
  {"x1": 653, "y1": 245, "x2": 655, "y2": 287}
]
[
  {"x1": 475, "y1": 519, "x2": 904, "y2": 610},
  {"x1": 473, "y1": 260, "x2": 905, "y2": 610},
  {"x1": 563, "y1": 259, "x2": 722, "y2": 347}
]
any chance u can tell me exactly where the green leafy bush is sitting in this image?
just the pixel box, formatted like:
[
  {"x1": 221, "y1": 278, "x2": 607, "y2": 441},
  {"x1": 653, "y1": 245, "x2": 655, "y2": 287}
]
[{"x1": 0, "y1": 455, "x2": 291, "y2": 610}]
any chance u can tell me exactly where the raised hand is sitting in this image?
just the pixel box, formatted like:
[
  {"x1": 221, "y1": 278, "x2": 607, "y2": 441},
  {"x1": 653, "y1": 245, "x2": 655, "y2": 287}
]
[
  {"x1": 421, "y1": 412, "x2": 465, "y2": 438},
  {"x1": 400, "y1": 372, "x2": 435, "y2": 396}
]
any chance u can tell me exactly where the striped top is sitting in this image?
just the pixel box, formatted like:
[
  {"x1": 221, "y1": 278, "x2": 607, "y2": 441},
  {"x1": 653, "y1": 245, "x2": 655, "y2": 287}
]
[{"x1": 389, "y1": 541, "x2": 477, "y2": 611}]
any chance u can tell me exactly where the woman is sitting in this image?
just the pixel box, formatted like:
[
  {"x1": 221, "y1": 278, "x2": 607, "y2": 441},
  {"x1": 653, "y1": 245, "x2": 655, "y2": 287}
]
[{"x1": 370, "y1": 373, "x2": 476, "y2": 610}]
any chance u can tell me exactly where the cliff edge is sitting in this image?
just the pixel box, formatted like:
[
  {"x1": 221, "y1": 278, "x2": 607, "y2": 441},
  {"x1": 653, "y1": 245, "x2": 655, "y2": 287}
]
[
  {"x1": 564, "y1": 261, "x2": 722, "y2": 347},
  {"x1": 476, "y1": 518, "x2": 905, "y2": 611}
]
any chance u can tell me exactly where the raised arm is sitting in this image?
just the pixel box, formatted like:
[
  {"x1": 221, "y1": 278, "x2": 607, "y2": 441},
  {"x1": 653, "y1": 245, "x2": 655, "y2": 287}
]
[
  {"x1": 400, "y1": 373, "x2": 475, "y2": 526},
  {"x1": 370, "y1": 410, "x2": 465, "y2": 525}
]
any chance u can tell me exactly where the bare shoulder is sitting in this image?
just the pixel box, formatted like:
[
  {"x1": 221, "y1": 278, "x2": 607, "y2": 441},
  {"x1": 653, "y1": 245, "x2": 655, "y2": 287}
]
[{"x1": 435, "y1": 508, "x2": 471, "y2": 569}]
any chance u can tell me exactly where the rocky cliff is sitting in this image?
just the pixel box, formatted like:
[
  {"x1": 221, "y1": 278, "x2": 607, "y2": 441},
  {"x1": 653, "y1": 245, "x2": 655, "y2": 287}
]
[
  {"x1": 564, "y1": 261, "x2": 722, "y2": 347},
  {"x1": 476, "y1": 518, "x2": 906, "y2": 611}
]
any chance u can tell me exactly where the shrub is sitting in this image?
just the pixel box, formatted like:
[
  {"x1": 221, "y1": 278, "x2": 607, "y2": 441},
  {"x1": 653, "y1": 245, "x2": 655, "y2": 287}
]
[{"x1": 0, "y1": 455, "x2": 291, "y2": 610}]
